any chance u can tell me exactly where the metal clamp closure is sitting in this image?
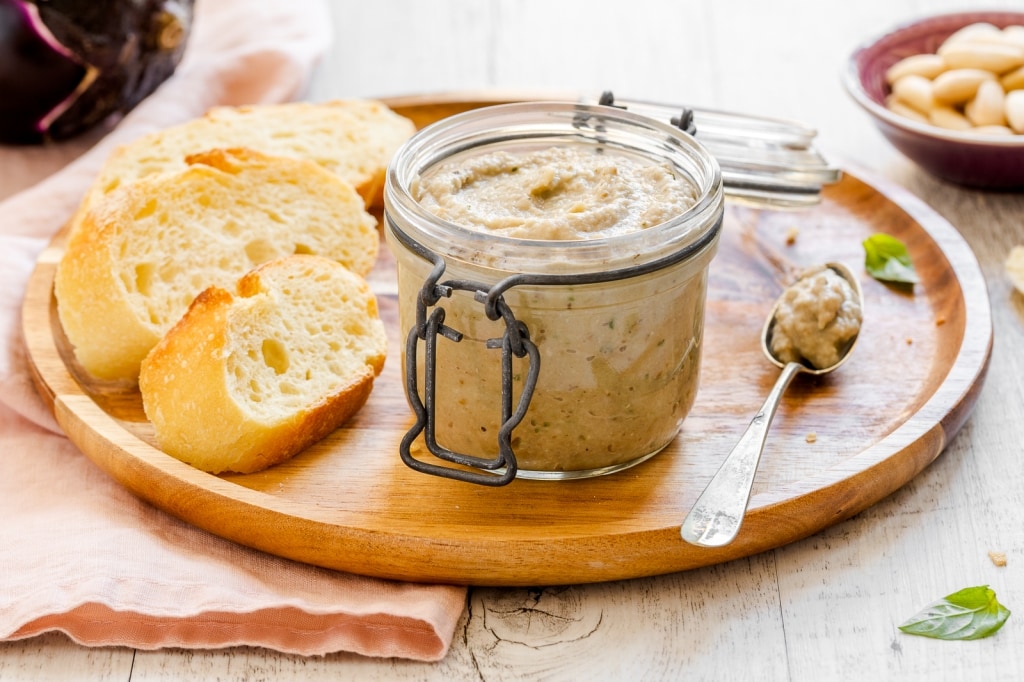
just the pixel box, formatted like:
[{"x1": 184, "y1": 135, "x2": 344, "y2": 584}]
[
  {"x1": 599, "y1": 90, "x2": 697, "y2": 136},
  {"x1": 400, "y1": 251, "x2": 540, "y2": 486}
]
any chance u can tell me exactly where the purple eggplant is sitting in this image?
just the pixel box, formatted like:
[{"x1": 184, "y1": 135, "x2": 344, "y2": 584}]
[{"x1": 0, "y1": 0, "x2": 193, "y2": 144}]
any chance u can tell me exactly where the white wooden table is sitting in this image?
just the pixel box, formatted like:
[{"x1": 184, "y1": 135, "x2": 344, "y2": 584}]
[{"x1": 4, "y1": 1, "x2": 1024, "y2": 679}]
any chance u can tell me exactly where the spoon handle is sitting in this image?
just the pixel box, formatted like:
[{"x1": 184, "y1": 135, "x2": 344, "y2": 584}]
[{"x1": 681, "y1": 361, "x2": 804, "y2": 547}]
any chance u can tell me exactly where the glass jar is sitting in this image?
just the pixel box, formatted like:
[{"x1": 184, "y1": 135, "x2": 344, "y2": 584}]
[{"x1": 384, "y1": 102, "x2": 723, "y2": 484}]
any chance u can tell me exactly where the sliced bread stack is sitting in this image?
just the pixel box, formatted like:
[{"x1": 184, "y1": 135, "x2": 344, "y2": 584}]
[
  {"x1": 53, "y1": 99, "x2": 415, "y2": 473},
  {"x1": 55, "y1": 147, "x2": 380, "y2": 382}
]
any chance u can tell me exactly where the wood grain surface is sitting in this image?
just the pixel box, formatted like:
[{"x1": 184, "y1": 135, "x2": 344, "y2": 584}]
[{"x1": 21, "y1": 96, "x2": 991, "y2": 586}]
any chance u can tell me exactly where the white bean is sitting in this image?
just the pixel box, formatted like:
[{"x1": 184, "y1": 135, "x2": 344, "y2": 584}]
[
  {"x1": 1006, "y1": 90, "x2": 1024, "y2": 133},
  {"x1": 938, "y1": 41, "x2": 1024, "y2": 74},
  {"x1": 885, "y1": 53, "x2": 947, "y2": 84},
  {"x1": 932, "y1": 68, "x2": 996, "y2": 104},
  {"x1": 929, "y1": 105, "x2": 973, "y2": 130},
  {"x1": 885, "y1": 96, "x2": 929, "y2": 123},
  {"x1": 1002, "y1": 25, "x2": 1024, "y2": 49},
  {"x1": 965, "y1": 80, "x2": 1007, "y2": 126},
  {"x1": 891, "y1": 74, "x2": 936, "y2": 113},
  {"x1": 1002, "y1": 65, "x2": 1024, "y2": 91},
  {"x1": 940, "y1": 22, "x2": 1002, "y2": 50}
]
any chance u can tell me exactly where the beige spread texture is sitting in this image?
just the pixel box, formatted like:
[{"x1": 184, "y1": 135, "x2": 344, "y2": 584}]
[
  {"x1": 769, "y1": 265, "x2": 863, "y2": 369},
  {"x1": 139, "y1": 255, "x2": 387, "y2": 474},
  {"x1": 54, "y1": 147, "x2": 379, "y2": 382}
]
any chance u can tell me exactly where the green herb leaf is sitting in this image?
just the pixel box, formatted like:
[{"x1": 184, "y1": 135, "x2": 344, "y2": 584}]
[
  {"x1": 863, "y1": 233, "x2": 919, "y2": 284},
  {"x1": 898, "y1": 586, "x2": 1011, "y2": 640}
]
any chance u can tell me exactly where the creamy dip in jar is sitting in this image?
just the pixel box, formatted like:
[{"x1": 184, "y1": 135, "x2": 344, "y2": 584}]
[
  {"x1": 413, "y1": 146, "x2": 698, "y2": 240},
  {"x1": 384, "y1": 102, "x2": 723, "y2": 483},
  {"x1": 769, "y1": 265, "x2": 863, "y2": 369}
]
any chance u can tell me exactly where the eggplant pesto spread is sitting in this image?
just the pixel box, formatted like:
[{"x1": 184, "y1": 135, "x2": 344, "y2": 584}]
[
  {"x1": 769, "y1": 266, "x2": 863, "y2": 370},
  {"x1": 400, "y1": 144, "x2": 710, "y2": 473},
  {"x1": 413, "y1": 146, "x2": 698, "y2": 240}
]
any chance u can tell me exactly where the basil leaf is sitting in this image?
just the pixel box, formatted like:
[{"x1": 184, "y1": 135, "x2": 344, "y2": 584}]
[
  {"x1": 863, "y1": 233, "x2": 919, "y2": 284},
  {"x1": 899, "y1": 586, "x2": 1011, "y2": 640}
]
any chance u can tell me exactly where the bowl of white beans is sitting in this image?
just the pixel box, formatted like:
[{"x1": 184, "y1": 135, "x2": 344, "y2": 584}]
[{"x1": 844, "y1": 11, "x2": 1024, "y2": 189}]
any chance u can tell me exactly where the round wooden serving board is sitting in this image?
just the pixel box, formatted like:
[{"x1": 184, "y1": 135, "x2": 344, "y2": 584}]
[{"x1": 22, "y1": 93, "x2": 992, "y2": 587}]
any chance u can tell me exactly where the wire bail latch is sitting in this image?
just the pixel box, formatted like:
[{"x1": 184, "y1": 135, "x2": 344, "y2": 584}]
[{"x1": 399, "y1": 251, "x2": 540, "y2": 486}]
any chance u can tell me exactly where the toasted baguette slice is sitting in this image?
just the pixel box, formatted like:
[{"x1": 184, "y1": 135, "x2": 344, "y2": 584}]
[
  {"x1": 78, "y1": 99, "x2": 414, "y2": 220},
  {"x1": 55, "y1": 148, "x2": 379, "y2": 382},
  {"x1": 139, "y1": 255, "x2": 387, "y2": 474}
]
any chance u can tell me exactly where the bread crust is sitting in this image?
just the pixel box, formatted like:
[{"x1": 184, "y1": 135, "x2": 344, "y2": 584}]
[
  {"x1": 139, "y1": 255, "x2": 386, "y2": 474},
  {"x1": 78, "y1": 99, "x2": 415, "y2": 222},
  {"x1": 55, "y1": 193, "x2": 166, "y2": 380}
]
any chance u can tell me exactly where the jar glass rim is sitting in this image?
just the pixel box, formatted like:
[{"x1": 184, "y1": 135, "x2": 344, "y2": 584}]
[{"x1": 384, "y1": 101, "x2": 724, "y2": 276}]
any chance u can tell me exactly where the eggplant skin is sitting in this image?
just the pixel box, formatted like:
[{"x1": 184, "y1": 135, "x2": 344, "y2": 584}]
[
  {"x1": 1, "y1": 0, "x2": 194, "y2": 144},
  {"x1": 0, "y1": 0, "x2": 88, "y2": 142}
]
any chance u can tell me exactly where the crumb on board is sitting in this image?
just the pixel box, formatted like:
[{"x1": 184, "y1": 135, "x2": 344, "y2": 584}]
[
  {"x1": 989, "y1": 550, "x2": 1007, "y2": 567},
  {"x1": 906, "y1": 337, "x2": 913, "y2": 345},
  {"x1": 935, "y1": 316, "x2": 946, "y2": 327},
  {"x1": 805, "y1": 432, "x2": 817, "y2": 444},
  {"x1": 784, "y1": 226, "x2": 799, "y2": 245}
]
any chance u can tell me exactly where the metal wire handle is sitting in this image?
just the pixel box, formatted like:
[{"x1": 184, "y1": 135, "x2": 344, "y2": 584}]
[{"x1": 399, "y1": 251, "x2": 540, "y2": 486}]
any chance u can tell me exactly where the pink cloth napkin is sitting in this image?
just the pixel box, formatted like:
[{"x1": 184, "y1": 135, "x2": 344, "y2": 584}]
[{"x1": 0, "y1": 0, "x2": 466, "y2": 661}]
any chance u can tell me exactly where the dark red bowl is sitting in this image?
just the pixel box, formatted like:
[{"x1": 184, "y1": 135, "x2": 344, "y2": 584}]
[{"x1": 843, "y1": 11, "x2": 1024, "y2": 189}]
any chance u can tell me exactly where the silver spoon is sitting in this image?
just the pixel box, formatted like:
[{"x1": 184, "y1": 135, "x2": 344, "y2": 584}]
[{"x1": 681, "y1": 262, "x2": 863, "y2": 547}]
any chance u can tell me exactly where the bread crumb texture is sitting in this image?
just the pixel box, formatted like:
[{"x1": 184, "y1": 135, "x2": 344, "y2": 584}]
[
  {"x1": 55, "y1": 148, "x2": 379, "y2": 382},
  {"x1": 140, "y1": 255, "x2": 387, "y2": 474}
]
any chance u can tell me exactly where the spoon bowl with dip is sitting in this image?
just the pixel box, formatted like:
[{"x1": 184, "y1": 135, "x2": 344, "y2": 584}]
[{"x1": 681, "y1": 262, "x2": 863, "y2": 547}]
